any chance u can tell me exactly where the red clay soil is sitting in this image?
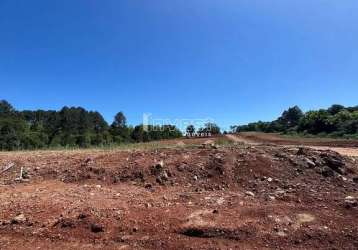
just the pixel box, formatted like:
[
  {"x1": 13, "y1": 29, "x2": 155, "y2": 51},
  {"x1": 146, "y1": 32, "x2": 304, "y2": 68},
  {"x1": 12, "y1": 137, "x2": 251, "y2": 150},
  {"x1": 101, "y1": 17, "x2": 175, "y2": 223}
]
[
  {"x1": 0, "y1": 143, "x2": 358, "y2": 249},
  {"x1": 236, "y1": 132, "x2": 358, "y2": 148}
]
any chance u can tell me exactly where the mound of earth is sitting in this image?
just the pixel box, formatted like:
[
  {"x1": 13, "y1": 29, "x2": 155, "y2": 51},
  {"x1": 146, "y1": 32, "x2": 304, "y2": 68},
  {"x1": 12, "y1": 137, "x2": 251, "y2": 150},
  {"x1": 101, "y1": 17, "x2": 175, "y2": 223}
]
[{"x1": 0, "y1": 144, "x2": 357, "y2": 249}]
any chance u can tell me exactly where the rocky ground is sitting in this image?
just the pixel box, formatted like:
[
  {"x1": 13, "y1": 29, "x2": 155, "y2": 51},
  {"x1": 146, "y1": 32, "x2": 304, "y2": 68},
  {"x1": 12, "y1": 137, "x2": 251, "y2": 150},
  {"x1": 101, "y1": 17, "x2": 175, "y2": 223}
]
[{"x1": 0, "y1": 139, "x2": 357, "y2": 249}]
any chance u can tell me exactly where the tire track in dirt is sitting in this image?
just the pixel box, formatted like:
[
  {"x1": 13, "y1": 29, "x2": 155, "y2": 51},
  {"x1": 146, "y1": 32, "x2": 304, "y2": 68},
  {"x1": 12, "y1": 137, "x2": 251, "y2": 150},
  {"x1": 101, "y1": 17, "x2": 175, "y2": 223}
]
[{"x1": 225, "y1": 134, "x2": 257, "y2": 145}]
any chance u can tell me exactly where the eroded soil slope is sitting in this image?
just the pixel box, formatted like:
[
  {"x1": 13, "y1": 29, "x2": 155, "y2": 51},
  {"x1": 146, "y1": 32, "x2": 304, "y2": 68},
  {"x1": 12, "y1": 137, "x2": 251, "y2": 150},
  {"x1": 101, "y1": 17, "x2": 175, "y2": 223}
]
[{"x1": 0, "y1": 144, "x2": 358, "y2": 249}]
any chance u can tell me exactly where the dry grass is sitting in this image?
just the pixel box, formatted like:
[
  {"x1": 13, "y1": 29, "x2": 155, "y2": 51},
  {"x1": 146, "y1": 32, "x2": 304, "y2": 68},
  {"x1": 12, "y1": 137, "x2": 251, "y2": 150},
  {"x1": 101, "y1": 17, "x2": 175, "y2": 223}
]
[{"x1": 0, "y1": 137, "x2": 232, "y2": 156}]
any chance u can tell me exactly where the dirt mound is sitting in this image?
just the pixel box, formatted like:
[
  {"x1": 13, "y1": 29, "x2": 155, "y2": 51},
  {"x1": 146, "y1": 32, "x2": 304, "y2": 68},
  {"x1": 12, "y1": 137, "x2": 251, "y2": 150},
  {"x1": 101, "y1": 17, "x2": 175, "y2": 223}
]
[
  {"x1": 2, "y1": 146, "x2": 357, "y2": 194},
  {"x1": 0, "y1": 144, "x2": 357, "y2": 249}
]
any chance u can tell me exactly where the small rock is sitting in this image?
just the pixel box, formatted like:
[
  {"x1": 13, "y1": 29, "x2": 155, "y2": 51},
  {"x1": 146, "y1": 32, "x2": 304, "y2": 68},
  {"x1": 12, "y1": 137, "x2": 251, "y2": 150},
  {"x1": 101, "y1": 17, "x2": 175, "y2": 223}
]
[
  {"x1": 245, "y1": 191, "x2": 255, "y2": 197},
  {"x1": 157, "y1": 160, "x2": 164, "y2": 168},
  {"x1": 345, "y1": 196, "x2": 355, "y2": 200},
  {"x1": 277, "y1": 231, "x2": 287, "y2": 237},
  {"x1": 216, "y1": 197, "x2": 225, "y2": 205},
  {"x1": 304, "y1": 158, "x2": 316, "y2": 168},
  {"x1": 344, "y1": 196, "x2": 357, "y2": 208},
  {"x1": 344, "y1": 196, "x2": 358, "y2": 209},
  {"x1": 85, "y1": 157, "x2": 94, "y2": 163},
  {"x1": 11, "y1": 214, "x2": 27, "y2": 224},
  {"x1": 274, "y1": 190, "x2": 286, "y2": 196},
  {"x1": 268, "y1": 195, "x2": 276, "y2": 201},
  {"x1": 345, "y1": 200, "x2": 357, "y2": 208}
]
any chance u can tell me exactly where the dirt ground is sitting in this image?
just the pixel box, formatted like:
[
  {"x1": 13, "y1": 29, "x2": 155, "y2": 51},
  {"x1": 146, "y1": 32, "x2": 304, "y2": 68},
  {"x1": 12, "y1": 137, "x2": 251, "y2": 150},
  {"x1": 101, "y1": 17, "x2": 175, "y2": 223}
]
[
  {"x1": 1, "y1": 137, "x2": 358, "y2": 249},
  {"x1": 230, "y1": 133, "x2": 358, "y2": 157},
  {"x1": 232, "y1": 132, "x2": 358, "y2": 147}
]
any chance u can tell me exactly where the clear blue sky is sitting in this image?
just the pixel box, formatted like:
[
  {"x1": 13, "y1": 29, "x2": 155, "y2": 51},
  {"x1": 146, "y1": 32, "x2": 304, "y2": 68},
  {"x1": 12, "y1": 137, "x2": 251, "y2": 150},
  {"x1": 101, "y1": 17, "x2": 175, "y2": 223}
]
[{"x1": 1, "y1": 0, "x2": 357, "y2": 131}]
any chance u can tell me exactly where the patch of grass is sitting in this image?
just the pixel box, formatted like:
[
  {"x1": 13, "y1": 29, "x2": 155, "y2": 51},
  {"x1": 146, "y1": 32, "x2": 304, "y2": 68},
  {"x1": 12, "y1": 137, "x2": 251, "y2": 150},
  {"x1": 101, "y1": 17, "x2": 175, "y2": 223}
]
[
  {"x1": 0, "y1": 140, "x2": 202, "y2": 154},
  {"x1": 214, "y1": 137, "x2": 235, "y2": 146},
  {"x1": 0, "y1": 136, "x2": 239, "y2": 154}
]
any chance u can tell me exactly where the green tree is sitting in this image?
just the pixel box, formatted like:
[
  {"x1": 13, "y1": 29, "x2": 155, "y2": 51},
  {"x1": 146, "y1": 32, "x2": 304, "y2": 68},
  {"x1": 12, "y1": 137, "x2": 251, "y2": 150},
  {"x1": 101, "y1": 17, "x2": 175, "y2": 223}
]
[
  {"x1": 298, "y1": 110, "x2": 333, "y2": 134},
  {"x1": 328, "y1": 104, "x2": 345, "y2": 115},
  {"x1": 110, "y1": 112, "x2": 131, "y2": 143},
  {"x1": 0, "y1": 100, "x2": 15, "y2": 116},
  {"x1": 198, "y1": 123, "x2": 221, "y2": 135},
  {"x1": 0, "y1": 117, "x2": 28, "y2": 150},
  {"x1": 186, "y1": 125, "x2": 195, "y2": 136},
  {"x1": 278, "y1": 106, "x2": 304, "y2": 130},
  {"x1": 113, "y1": 112, "x2": 126, "y2": 128}
]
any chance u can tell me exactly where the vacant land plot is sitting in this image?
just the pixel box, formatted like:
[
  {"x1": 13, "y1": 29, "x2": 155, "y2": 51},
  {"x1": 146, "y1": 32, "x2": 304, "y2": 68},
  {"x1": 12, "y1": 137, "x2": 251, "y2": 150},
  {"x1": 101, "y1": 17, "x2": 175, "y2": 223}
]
[
  {"x1": 234, "y1": 132, "x2": 358, "y2": 147},
  {"x1": 0, "y1": 138, "x2": 357, "y2": 249},
  {"x1": 229, "y1": 132, "x2": 358, "y2": 157}
]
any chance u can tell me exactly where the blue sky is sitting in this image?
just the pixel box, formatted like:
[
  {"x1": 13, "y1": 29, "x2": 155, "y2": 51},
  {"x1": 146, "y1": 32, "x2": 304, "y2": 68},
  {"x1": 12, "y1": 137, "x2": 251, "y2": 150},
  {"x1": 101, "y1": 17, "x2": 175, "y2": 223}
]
[{"x1": 1, "y1": 0, "x2": 357, "y2": 131}]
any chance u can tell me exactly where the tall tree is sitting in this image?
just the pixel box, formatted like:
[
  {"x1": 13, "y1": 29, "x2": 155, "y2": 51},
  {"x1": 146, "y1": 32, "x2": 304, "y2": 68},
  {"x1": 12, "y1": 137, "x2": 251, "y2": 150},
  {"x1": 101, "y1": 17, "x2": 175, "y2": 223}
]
[
  {"x1": 278, "y1": 106, "x2": 304, "y2": 129},
  {"x1": 186, "y1": 125, "x2": 195, "y2": 136},
  {"x1": 0, "y1": 100, "x2": 15, "y2": 116},
  {"x1": 111, "y1": 112, "x2": 131, "y2": 143},
  {"x1": 112, "y1": 112, "x2": 126, "y2": 128}
]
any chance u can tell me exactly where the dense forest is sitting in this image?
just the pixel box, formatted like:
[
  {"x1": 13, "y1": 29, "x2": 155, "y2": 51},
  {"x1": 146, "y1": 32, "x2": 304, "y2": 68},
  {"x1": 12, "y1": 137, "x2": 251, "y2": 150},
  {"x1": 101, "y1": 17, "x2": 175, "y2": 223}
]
[
  {"x1": 0, "y1": 100, "x2": 182, "y2": 150},
  {"x1": 232, "y1": 104, "x2": 358, "y2": 138}
]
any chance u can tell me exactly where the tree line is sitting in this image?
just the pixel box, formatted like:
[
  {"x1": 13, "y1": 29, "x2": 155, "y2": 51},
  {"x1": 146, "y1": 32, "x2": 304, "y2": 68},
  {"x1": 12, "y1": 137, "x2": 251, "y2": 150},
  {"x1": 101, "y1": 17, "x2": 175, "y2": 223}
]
[
  {"x1": 231, "y1": 104, "x2": 358, "y2": 138},
  {"x1": 2, "y1": 100, "x2": 356, "y2": 151},
  {"x1": 0, "y1": 100, "x2": 182, "y2": 150}
]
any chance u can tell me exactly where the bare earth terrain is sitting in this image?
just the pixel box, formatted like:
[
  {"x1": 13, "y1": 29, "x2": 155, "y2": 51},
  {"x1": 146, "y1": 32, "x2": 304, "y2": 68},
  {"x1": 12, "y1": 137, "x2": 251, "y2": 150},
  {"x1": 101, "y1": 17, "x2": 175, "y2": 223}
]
[
  {"x1": 230, "y1": 132, "x2": 358, "y2": 157},
  {"x1": 0, "y1": 136, "x2": 358, "y2": 249}
]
